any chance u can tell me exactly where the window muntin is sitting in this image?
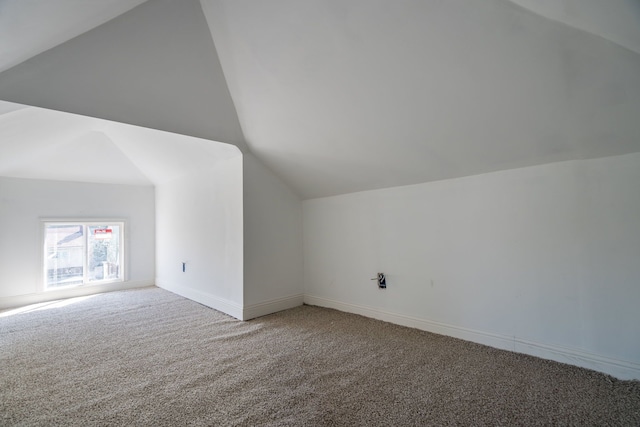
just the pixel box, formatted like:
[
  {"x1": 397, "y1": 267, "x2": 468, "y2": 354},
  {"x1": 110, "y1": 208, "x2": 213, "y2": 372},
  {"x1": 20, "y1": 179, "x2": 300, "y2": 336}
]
[{"x1": 43, "y1": 221, "x2": 124, "y2": 290}]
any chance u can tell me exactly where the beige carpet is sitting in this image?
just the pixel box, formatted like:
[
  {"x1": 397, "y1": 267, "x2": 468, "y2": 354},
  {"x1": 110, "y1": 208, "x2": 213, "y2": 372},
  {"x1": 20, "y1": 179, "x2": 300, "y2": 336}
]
[{"x1": 1, "y1": 287, "x2": 639, "y2": 426}]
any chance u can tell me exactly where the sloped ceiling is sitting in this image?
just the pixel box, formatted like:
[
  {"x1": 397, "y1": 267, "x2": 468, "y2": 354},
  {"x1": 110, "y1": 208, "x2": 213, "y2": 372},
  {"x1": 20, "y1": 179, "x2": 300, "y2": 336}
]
[
  {"x1": 0, "y1": 0, "x2": 147, "y2": 73},
  {"x1": 0, "y1": 0, "x2": 246, "y2": 151},
  {"x1": 1, "y1": 0, "x2": 639, "y2": 199},
  {"x1": 203, "y1": 0, "x2": 640, "y2": 198},
  {"x1": 0, "y1": 101, "x2": 241, "y2": 186},
  {"x1": 507, "y1": 0, "x2": 640, "y2": 56}
]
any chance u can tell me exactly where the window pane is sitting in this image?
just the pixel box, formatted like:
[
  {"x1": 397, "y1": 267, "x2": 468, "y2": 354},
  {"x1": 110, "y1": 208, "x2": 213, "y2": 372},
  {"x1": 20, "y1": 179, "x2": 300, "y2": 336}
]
[
  {"x1": 87, "y1": 225, "x2": 121, "y2": 282},
  {"x1": 44, "y1": 225, "x2": 84, "y2": 288}
]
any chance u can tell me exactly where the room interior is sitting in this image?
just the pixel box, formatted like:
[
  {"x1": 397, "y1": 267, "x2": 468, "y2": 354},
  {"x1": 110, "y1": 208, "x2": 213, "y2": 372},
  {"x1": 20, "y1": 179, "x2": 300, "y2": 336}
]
[{"x1": 0, "y1": 0, "x2": 639, "y2": 388}]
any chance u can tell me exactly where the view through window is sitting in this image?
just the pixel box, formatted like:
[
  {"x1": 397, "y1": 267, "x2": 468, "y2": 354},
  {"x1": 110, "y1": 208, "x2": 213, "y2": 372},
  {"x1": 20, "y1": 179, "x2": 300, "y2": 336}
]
[{"x1": 43, "y1": 222, "x2": 124, "y2": 289}]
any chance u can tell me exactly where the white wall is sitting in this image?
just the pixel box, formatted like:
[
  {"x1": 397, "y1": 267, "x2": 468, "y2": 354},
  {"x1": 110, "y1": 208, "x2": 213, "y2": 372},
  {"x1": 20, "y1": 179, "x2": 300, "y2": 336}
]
[
  {"x1": 242, "y1": 153, "x2": 303, "y2": 320},
  {"x1": 155, "y1": 155, "x2": 244, "y2": 318},
  {"x1": 304, "y1": 152, "x2": 640, "y2": 380},
  {"x1": 0, "y1": 176, "x2": 155, "y2": 306}
]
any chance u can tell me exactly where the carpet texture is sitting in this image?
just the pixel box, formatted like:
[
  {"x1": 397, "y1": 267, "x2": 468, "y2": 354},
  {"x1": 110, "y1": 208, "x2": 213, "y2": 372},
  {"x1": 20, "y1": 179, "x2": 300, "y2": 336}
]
[{"x1": 1, "y1": 287, "x2": 639, "y2": 426}]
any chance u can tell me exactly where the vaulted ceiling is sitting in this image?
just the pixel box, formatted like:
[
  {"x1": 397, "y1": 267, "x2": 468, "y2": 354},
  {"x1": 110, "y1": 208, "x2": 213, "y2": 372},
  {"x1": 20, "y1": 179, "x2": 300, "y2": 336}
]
[
  {"x1": 0, "y1": 102, "x2": 240, "y2": 186},
  {"x1": 1, "y1": 0, "x2": 639, "y2": 199}
]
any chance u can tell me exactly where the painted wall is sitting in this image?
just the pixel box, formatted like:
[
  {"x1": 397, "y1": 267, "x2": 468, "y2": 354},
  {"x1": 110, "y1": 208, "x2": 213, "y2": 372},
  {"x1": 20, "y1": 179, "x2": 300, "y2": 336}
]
[
  {"x1": 155, "y1": 155, "x2": 244, "y2": 319},
  {"x1": 242, "y1": 153, "x2": 303, "y2": 319},
  {"x1": 303, "y1": 153, "x2": 640, "y2": 380},
  {"x1": 0, "y1": 176, "x2": 155, "y2": 305}
]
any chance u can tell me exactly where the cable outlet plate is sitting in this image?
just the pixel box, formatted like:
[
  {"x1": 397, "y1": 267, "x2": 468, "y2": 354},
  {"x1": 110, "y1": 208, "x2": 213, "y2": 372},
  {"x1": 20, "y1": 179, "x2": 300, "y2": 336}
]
[{"x1": 371, "y1": 273, "x2": 386, "y2": 289}]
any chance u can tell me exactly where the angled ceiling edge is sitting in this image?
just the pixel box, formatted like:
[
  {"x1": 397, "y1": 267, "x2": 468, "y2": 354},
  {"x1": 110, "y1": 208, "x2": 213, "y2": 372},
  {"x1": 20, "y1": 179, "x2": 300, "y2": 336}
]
[
  {"x1": 0, "y1": 0, "x2": 247, "y2": 152},
  {"x1": 0, "y1": 0, "x2": 149, "y2": 73}
]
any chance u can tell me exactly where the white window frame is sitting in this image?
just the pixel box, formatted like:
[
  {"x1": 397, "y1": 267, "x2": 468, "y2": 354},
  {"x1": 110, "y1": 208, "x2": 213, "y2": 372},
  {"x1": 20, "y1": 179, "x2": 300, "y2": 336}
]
[{"x1": 41, "y1": 219, "x2": 126, "y2": 291}]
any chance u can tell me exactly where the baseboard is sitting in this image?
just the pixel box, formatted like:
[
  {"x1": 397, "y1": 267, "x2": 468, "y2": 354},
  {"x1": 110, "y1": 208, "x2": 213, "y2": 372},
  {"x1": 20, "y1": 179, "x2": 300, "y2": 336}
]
[
  {"x1": 242, "y1": 294, "x2": 304, "y2": 321},
  {"x1": 512, "y1": 338, "x2": 640, "y2": 381},
  {"x1": 0, "y1": 280, "x2": 154, "y2": 310},
  {"x1": 303, "y1": 294, "x2": 640, "y2": 381},
  {"x1": 156, "y1": 281, "x2": 243, "y2": 320},
  {"x1": 5, "y1": 284, "x2": 636, "y2": 379}
]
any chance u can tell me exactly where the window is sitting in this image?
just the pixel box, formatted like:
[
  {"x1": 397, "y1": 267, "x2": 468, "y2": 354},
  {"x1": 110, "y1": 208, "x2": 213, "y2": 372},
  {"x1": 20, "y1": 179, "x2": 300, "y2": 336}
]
[{"x1": 43, "y1": 221, "x2": 124, "y2": 290}]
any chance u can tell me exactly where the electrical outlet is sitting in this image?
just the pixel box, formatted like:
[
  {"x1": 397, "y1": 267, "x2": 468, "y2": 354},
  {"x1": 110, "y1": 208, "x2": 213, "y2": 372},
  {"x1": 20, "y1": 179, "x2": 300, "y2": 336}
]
[
  {"x1": 378, "y1": 273, "x2": 386, "y2": 288},
  {"x1": 371, "y1": 273, "x2": 386, "y2": 289}
]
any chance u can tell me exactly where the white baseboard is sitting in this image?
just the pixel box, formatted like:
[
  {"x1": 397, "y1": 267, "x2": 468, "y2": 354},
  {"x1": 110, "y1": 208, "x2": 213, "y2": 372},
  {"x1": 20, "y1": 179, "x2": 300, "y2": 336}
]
[
  {"x1": 0, "y1": 280, "x2": 154, "y2": 310},
  {"x1": 242, "y1": 294, "x2": 304, "y2": 320},
  {"x1": 303, "y1": 294, "x2": 640, "y2": 381},
  {"x1": 156, "y1": 281, "x2": 243, "y2": 320},
  {"x1": 6, "y1": 284, "x2": 636, "y2": 380}
]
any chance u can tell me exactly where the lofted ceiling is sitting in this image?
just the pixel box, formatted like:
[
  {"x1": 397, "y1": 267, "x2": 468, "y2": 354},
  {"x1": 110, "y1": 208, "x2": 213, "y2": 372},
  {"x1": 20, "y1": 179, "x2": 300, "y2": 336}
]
[
  {"x1": 0, "y1": 101, "x2": 240, "y2": 186},
  {"x1": 0, "y1": 0, "x2": 148, "y2": 73},
  {"x1": 0, "y1": 0, "x2": 639, "y2": 199}
]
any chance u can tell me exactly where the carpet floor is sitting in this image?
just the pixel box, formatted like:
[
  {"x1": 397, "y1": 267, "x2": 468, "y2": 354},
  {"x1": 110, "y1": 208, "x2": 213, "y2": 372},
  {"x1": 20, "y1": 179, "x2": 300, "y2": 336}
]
[{"x1": 1, "y1": 287, "x2": 639, "y2": 426}]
